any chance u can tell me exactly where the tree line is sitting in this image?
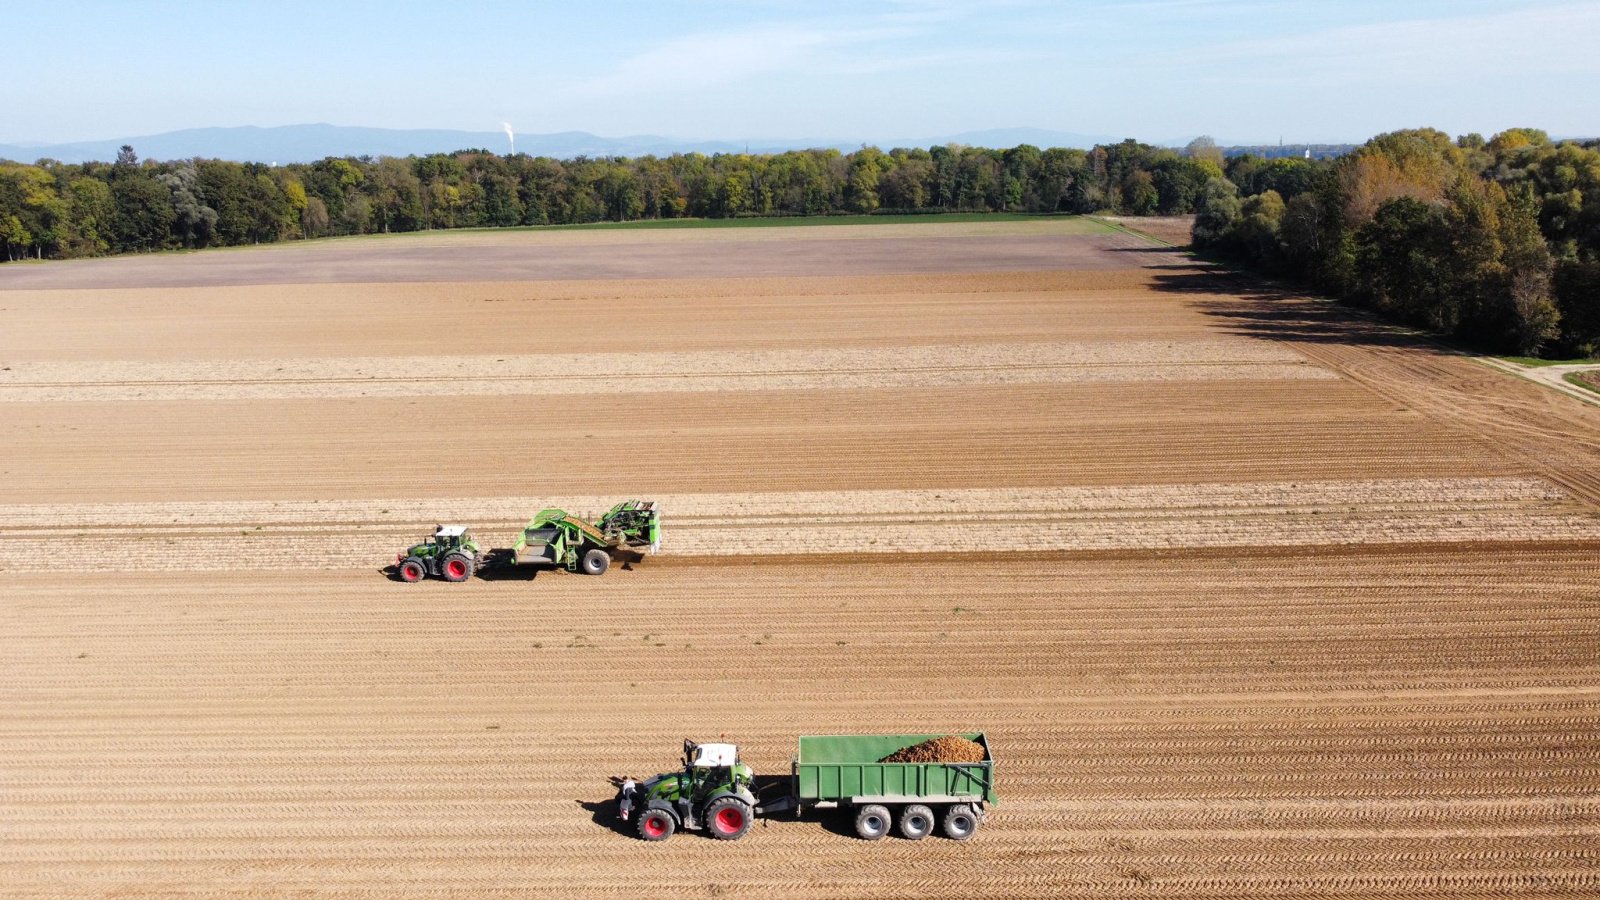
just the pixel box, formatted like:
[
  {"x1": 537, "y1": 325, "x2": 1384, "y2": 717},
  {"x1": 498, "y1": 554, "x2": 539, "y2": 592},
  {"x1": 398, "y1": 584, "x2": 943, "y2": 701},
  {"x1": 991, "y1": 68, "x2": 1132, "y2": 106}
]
[
  {"x1": 1193, "y1": 128, "x2": 1600, "y2": 358},
  {"x1": 2, "y1": 129, "x2": 1595, "y2": 358},
  {"x1": 0, "y1": 140, "x2": 1221, "y2": 262}
]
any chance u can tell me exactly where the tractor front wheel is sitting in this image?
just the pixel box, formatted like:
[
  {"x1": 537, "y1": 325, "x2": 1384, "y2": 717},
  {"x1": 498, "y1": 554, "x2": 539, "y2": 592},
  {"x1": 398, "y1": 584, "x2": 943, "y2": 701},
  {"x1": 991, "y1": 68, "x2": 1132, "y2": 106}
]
[
  {"x1": 398, "y1": 558, "x2": 426, "y2": 583},
  {"x1": 636, "y1": 808, "x2": 676, "y2": 842},
  {"x1": 705, "y1": 797, "x2": 752, "y2": 841},
  {"x1": 440, "y1": 552, "x2": 473, "y2": 583},
  {"x1": 580, "y1": 548, "x2": 610, "y2": 576},
  {"x1": 854, "y1": 804, "x2": 891, "y2": 841}
]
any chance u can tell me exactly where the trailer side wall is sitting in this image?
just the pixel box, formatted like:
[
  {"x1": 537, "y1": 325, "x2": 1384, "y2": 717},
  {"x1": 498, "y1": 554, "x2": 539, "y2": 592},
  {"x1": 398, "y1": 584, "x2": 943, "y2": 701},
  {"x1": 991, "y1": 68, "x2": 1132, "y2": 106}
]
[{"x1": 795, "y1": 733, "x2": 996, "y2": 805}]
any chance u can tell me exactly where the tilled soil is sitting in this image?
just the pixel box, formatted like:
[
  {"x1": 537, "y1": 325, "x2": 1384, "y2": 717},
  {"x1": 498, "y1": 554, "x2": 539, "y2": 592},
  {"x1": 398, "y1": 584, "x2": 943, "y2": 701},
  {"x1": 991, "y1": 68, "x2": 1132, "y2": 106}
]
[{"x1": 1, "y1": 220, "x2": 1597, "y2": 898}]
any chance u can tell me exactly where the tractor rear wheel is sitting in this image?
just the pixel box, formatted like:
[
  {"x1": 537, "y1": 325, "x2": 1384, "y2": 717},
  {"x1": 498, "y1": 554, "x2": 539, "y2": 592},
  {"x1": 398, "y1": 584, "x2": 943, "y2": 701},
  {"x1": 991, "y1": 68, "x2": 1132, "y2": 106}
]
[
  {"x1": 636, "y1": 808, "x2": 676, "y2": 842},
  {"x1": 705, "y1": 797, "x2": 753, "y2": 840},
  {"x1": 398, "y1": 558, "x2": 426, "y2": 583},
  {"x1": 898, "y1": 804, "x2": 935, "y2": 840},
  {"x1": 941, "y1": 804, "x2": 980, "y2": 841},
  {"x1": 440, "y1": 552, "x2": 473, "y2": 583},
  {"x1": 580, "y1": 548, "x2": 610, "y2": 576},
  {"x1": 854, "y1": 804, "x2": 891, "y2": 841}
]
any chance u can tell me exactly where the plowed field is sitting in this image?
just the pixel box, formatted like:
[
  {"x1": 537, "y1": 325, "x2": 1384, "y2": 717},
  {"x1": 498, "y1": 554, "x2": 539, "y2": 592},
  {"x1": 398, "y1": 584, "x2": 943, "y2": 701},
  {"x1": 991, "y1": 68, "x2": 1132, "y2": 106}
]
[{"x1": 2, "y1": 218, "x2": 1597, "y2": 898}]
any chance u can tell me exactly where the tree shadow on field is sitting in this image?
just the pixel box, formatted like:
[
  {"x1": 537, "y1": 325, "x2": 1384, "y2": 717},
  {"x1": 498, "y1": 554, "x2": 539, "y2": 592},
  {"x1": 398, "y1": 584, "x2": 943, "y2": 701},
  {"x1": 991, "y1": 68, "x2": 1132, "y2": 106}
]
[
  {"x1": 1103, "y1": 245, "x2": 1190, "y2": 255},
  {"x1": 1150, "y1": 268, "x2": 1460, "y2": 353}
]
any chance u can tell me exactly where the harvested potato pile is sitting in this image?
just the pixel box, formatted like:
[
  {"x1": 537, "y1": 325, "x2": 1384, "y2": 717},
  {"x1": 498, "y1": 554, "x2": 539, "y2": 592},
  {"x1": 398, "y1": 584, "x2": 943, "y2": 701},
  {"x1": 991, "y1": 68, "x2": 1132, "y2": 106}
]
[{"x1": 880, "y1": 736, "x2": 987, "y2": 764}]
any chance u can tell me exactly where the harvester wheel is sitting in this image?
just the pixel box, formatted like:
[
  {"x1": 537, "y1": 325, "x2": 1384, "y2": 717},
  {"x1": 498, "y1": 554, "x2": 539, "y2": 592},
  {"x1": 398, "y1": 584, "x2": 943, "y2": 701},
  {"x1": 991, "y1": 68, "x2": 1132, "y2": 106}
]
[
  {"x1": 941, "y1": 804, "x2": 979, "y2": 841},
  {"x1": 398, "y1": 558, "x2": 426, "y2": 583},
  {"x1": 580, "y1": 548, "x2": 610, "y2": 576},
  {"x1": 898, "y1": 804, "x2": 935, "y2": 841},
  {"x1": 704, "y1": 797, "x2": 752, "y2": 840},
  {"x1": 440, "y1": 552, "x2": 473, "y2": 583},
  {"x1": 636, "y1": 808, "x2": 676, "y2": 842},
  {"x1": 854, "y1": 804, "x2": 891, "y2": 841}
]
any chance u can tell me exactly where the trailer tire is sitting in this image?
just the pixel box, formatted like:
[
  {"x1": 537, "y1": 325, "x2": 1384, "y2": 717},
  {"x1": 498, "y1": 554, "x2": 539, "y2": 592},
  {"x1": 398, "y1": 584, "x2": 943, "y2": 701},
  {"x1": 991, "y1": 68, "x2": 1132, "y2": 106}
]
[
  {"x1": 636, "y1": 808, "x2": 676, "y2": 842},
  {"x1": 941, "y1": 804, "x2": 979, "y2": 841},
  {"x1": 580, "y1": 548, "x2": 610, "y2": 576},
  {"x1": 705, "y1": 797, "x2": 752, "y2": 840},
  {"x1": 854, "y1": 804, "x2": 891, "y2": 841},
  {"x1": 898, "y1": 804, "x2": 935, "y2": 841},
  {"x1": 398, "y1": 558, "x2": 426, "y2": 583},
  {"x1": 440, "y1": 552, "x2": 473, "y2": 582}
]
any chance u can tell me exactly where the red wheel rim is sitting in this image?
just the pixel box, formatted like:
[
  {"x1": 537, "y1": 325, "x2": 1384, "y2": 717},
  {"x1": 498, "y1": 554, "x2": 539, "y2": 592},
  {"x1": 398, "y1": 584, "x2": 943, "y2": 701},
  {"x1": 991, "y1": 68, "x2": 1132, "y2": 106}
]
[
  {"x1": 402, "y1": 564, "x2": 420, "y2": 581},
  {"x1": 643, "y1": 815, "x2": 667, "y2": 837},
  {"x1": 447, "y1": 560, "x2": 466, "y2": 578},
  {"x1": 715, "y1": 807, "x2": 744, "y2": 833}
]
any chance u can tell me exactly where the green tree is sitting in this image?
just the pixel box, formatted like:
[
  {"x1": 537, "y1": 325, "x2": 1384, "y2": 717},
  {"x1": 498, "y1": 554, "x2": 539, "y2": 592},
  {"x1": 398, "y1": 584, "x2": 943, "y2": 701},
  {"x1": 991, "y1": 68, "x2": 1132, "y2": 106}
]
[
  {"x1": 110, "y1": 172, "x2": 173, "y2": 251},
  {"x1": 65, "y1": 176, "x2": 115, "y2": 256},
  {"x1": 846, "y1": 147, "x2": 885, "y2": 213},
  {"x1": 1192, "y1": 178, "x2": 1242, "y2": 249},
  {"x1": 1184, "y1": 135, "x2": 1224, "y2": 168},
  {"x1": 1228, "y1": 189, "x2": 1286, "y2": 263},
  {"x1": 1355, "y1": 197, "x2": 1454, "y2": 329}
]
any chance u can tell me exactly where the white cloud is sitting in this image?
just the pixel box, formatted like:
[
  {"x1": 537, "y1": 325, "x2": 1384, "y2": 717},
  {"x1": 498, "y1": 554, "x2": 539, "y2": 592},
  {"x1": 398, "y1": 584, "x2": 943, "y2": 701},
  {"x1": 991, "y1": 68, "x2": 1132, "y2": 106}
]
[
  {"x1": 1174, "y1": 2, "x2": 1600, "y2": 83},
  {"x1": 556, "y1": 2, "x2": 1047, "y2": 105}
]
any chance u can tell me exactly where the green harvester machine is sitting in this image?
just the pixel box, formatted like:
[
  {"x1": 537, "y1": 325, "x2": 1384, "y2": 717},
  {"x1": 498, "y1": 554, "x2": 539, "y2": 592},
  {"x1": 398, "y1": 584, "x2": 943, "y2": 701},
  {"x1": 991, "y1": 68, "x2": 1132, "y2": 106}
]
[
  {"x1": 508, "y1": 500, "x2": 661, "y2": 576},
  {"x1": 617, "y1": 733, "x2": 996, "y2": 843},
  {"x1": 395, "y1": 500, "x2": 659, "y2": 582}
]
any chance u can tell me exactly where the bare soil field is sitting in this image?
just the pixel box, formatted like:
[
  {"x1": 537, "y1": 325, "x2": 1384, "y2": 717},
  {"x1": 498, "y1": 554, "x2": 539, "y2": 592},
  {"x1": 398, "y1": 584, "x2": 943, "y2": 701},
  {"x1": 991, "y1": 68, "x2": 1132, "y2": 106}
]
[
  {"x1": 2, "y1": 218, "x2": 1597, "y2": 897},
  {"x1": 1096, "y1": 215, "x2": 1196, "y2": 247},
  {"x1": 0, "y1": 218, "x2": 1161, "y2": 290}
]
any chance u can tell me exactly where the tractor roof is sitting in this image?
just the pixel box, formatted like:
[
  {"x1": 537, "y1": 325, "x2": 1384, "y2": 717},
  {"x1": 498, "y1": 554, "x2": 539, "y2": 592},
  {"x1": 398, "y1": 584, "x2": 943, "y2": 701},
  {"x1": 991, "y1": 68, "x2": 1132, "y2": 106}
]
[
  {"x1": 434, "y1": 525, "x2": 469, "y2": 538},
  {"x1": 690, "y1": 743, "x2": 738, "y2": 767}
]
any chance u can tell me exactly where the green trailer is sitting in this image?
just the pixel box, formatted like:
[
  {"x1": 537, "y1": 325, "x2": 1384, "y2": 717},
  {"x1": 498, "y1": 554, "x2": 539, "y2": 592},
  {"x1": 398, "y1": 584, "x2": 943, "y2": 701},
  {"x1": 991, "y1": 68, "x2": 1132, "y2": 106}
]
[
  {"x1": 617, "y1": 733, "x2": 996, "y2": 843},
  {"x1": 784, "y1": 733, "x2": 996, "y2": 841}
]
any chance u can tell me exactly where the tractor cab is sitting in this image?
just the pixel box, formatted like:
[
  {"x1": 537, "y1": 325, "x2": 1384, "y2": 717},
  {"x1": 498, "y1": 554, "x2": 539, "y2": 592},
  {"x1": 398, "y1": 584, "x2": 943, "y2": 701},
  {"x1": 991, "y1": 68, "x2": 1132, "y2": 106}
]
[{"x1": 429, "y1": 525, "x2": 471, "y2": 550}]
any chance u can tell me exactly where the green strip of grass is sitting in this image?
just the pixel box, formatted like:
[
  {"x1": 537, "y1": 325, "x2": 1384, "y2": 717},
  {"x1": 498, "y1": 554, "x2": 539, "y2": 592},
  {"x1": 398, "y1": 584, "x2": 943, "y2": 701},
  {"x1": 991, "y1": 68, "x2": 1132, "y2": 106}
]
[
  {"x1": 1500, "y1": 355, "x2": 1599, "y2": 367},
  {"x1": 1563, "y1": 371, "x2": 1600, "y2": 395},
  {"x1": 534, "y1": 212, "x2": 1091, "y2": 231}
]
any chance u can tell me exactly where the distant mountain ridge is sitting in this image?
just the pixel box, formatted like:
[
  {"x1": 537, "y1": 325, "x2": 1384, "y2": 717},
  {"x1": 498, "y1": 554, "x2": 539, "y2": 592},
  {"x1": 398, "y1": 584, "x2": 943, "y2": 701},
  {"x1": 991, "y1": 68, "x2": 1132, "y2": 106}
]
[{"x1": 0, "y1": 124, "x2": 1136, "y2": 165}]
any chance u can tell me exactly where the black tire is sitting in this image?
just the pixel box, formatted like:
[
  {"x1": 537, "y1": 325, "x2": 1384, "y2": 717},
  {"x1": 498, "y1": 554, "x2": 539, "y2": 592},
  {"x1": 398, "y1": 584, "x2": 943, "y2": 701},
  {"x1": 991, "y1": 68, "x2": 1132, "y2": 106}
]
[
  {"x1": 581, "y1": 548, "x2": 610, "y2": 576},
  {"x1": 440, "y1": 552, "x2": 472, "y2": 583},
  {"x1": 941, "y1": 804, "x2": 979, "y2": 841},
  {"x1": 854, "y1": 804, "x2": 891, "y2": 841},
  {"x1": 704, "y1": 796, "x2": 753, "y2": 841},
  {"x1": 898, "y1": 804, "x2": 935, "y2": 841},
  {"x1": 636, "y1": 808, "x2": 676, "y2": 842},
  {"x1": 398, "y1": 558, "x2": 426, "y2": 583}
]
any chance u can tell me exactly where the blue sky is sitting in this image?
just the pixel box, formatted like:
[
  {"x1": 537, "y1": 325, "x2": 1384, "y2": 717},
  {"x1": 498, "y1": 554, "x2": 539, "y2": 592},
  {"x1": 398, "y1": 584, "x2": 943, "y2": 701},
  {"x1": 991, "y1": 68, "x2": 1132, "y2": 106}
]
[{"x1": 8, "y1": 0, "x2": 1598, "y2": 145}]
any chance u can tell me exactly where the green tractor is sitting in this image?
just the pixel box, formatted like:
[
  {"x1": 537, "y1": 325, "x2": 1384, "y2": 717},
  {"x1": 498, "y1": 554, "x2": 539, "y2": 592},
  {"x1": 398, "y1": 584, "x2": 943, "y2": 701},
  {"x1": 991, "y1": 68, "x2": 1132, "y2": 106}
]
[
  {"x1": 395, "y1": 525, "x2": 483, "y2": 583},
  {"x1": 617, "y1": 740, "x2": 757, "y2": 842},
  {"x1": 509, "y1": 500, "x2": 660, "y2": 576}
]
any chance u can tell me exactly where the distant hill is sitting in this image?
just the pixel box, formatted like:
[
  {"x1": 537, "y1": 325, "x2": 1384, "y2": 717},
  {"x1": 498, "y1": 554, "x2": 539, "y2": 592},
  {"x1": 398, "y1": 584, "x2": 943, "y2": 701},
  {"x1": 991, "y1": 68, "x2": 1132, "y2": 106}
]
[{"x1": 0, "y1": 124, "x2": 1131, "y2": 165}]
